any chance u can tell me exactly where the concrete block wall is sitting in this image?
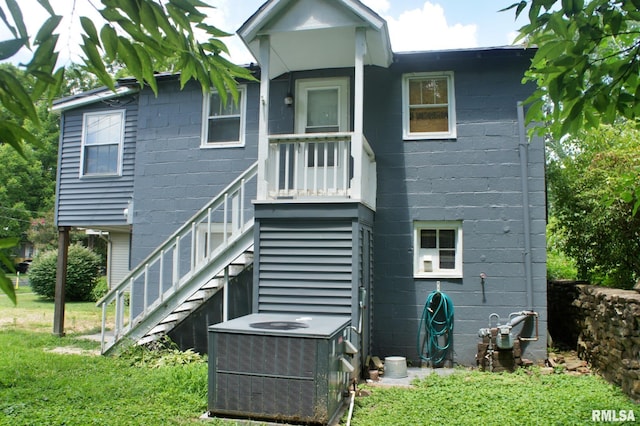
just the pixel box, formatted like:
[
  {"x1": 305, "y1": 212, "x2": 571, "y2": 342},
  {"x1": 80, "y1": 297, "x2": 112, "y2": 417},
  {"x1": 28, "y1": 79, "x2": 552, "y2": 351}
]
[
  {"x1": 130, "y1": 79, "x2": 260, "y2": 264},
  {"x1": 364, "y1": 51, "x2": 547, "y2": 366}
]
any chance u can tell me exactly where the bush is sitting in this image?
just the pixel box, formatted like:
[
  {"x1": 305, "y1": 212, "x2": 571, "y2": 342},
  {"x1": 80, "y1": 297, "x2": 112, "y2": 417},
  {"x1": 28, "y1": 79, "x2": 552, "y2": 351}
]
[
  {"x1": 29, "y1": 245, "x2": 101, "y2": 301},
  {"x1": 91, "y1": 276, "x2": 109, "y2": 302}
]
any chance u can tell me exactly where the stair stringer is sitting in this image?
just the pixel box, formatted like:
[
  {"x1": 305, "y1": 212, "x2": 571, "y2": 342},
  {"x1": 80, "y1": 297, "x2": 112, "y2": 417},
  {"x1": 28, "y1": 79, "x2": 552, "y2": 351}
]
[{"x1": 103, "y1": 227, "x2": 254, "y2": 354}]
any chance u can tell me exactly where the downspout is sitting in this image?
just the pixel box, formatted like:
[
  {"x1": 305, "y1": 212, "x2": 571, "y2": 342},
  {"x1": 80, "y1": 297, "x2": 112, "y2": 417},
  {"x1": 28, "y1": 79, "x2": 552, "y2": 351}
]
[{"x1": 517, "y1": 102, "x2": 534, "y2": 311}]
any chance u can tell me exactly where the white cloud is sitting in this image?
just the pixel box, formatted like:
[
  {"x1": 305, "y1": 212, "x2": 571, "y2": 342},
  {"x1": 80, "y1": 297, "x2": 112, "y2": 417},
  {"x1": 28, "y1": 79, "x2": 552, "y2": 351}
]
[
  {"x1": 361, "y1": 0, "x2": 391, "y2": 14},
  {"x1": 380, "y1": 2, "x2": 478, "y2": 51}
]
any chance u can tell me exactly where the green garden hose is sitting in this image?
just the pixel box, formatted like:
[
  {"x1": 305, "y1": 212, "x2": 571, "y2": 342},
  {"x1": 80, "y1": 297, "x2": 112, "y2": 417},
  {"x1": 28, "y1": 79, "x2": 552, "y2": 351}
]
[{"x1": 417, "y1": 290, "x2": 454, "y2": 366}]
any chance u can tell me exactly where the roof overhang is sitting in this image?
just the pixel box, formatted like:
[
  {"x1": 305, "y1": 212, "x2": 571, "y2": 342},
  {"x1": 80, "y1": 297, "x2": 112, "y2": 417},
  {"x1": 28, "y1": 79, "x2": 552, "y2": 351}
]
[
  {"x1": 238, "y1": 0, "x2": 393, "y2": 79},
  {"x1": 51, "y1": 85, "x2": 138, "y2": 113}
]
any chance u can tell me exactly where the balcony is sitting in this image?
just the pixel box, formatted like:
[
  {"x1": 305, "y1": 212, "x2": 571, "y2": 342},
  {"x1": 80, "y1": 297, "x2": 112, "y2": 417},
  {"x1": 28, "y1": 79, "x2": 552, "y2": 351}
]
[{"x1": 259, "y1": 132, "x2": 376, "y2": 210}]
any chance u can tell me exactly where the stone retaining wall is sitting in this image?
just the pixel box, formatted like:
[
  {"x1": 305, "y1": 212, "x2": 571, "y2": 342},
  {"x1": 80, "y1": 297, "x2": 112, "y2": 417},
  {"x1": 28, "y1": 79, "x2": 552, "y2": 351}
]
[{"x1": 548, "y1": 281, "x2": 640, "y2": 400}]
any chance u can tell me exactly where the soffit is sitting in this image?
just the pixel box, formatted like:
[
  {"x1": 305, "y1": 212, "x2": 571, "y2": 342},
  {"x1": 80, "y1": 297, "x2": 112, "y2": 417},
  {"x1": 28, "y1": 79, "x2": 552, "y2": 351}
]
[{"x1": 238, "y1": 0, "x2": 393, "y2": 78}]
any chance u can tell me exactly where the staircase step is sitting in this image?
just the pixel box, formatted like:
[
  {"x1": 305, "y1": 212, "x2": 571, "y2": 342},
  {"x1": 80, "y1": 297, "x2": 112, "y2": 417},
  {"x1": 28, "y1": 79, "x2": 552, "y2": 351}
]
[
  {"x1": 187, "y1": 288, "x2": 218, "y2": 302},
  {"x1": 173, "y1": 300, "x2": 202, "y2": 313},
  {"x1": 148, "y1": 321, "x2": 177, "y2": 336},
  {"x1": 213, "y1": 264, "x2": 245, "y2": 278}
]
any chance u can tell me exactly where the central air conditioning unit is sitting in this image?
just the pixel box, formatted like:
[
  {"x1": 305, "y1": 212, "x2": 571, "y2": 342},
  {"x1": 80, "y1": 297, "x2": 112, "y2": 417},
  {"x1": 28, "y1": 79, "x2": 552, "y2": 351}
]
[{"x1": 208, "y1": 313, "x2": 354, "y2": 425}]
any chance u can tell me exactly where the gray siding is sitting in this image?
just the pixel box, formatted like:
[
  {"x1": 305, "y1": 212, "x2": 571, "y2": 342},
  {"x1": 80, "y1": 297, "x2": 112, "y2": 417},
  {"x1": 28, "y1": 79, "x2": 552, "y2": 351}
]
[
  {"x1": 56, "y1": 97, "x2": 138, "y2": 227},
  {"x1": 362, "y1": 50, "x2": 547, "y2": 365},
  {"x1": 257, "y1": 221, "x2": 354, "y2": 315}
]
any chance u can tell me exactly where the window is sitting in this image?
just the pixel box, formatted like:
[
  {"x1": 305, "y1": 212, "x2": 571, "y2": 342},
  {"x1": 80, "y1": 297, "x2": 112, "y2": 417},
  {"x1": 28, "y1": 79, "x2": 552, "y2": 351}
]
[
  {"x1": 414, "y1": 221, "x2": 463, "y2": 278},
  {"x1": 81, "y1": 111, "x2": 124, "y2": 176},
  {"x1": 402, "y1": 72, "x2": 456, "y2": 140},
  {"x1": 202, "y1": 86, "x2": 246, "y2": 147}
]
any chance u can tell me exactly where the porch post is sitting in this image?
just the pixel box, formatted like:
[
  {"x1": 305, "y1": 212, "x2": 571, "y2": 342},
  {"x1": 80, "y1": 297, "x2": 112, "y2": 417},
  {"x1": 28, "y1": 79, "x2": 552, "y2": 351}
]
[
  {"x1": 256, "y1": 35, "x2": 271, "y2": 200},
  {"x1": 354, "y1": 27, "x2": 366, "y2": 135},
  {"x1": 351, "y1": 27, "x2": 367, "y2": 200},
  {"x1": 53, "y1": 226, "x2": 70, "y2": 337}
]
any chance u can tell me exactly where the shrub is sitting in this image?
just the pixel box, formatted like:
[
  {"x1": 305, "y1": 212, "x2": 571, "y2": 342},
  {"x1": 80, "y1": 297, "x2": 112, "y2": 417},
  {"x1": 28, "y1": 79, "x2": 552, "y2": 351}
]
[
  {"x1": 29, "y1": 245, "x2": 101, "y2": 301},
  {"x1": 91, "y1": 276, "x2": 109, "y2": 302}
]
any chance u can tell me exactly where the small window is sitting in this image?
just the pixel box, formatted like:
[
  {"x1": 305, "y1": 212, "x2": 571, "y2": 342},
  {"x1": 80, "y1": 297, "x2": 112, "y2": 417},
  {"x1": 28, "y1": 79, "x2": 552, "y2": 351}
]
[
  {"x1": 414, "y1": 221, "x2": 462, "y2": 278},
  {"x1": 81, "y1": 111, "x2": 124, "y2": 177},
  {"x1": 202, "y1": 86, "x2": 246, "y2": 147},
  {"x1": 403, "y1": 72, "x2": 456, "y2": 140}
]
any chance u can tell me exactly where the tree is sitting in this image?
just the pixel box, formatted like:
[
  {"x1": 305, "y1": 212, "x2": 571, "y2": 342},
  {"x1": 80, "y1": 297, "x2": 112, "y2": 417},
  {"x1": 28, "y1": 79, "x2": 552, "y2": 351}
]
[
  {"x1": 505, "y1": 0, "x2": 640, "y2": 137},
  {"x1": 0, "y1": 0, "x2": 254, "y2": 304},
  {"x1": 547, "y1": 123, "x2": 640, "y2": 288}
]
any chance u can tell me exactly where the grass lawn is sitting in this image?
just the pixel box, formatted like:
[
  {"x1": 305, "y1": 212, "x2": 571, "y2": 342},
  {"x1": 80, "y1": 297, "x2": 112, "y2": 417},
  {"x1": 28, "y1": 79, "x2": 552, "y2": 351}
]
[{"x1": 1, "y1": 284, "x2": 638, "y2": 425}]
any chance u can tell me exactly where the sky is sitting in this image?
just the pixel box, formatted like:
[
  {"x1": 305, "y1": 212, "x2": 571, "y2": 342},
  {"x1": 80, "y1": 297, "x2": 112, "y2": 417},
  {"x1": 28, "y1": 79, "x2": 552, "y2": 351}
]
[{"x1": 1, "y1": 0, "x2": 526, "y2": 67}]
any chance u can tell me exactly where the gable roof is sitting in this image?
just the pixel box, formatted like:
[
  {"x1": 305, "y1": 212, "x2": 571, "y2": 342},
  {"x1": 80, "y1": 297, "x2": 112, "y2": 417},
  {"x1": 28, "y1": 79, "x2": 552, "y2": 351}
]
[{"x1": 238, "y1": 0, "x2": 393, "y2": 78}]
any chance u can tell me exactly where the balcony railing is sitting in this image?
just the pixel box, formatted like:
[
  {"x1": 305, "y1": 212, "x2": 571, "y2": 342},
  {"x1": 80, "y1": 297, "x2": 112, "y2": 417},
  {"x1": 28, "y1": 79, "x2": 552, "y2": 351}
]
[{"x1": 263, "y1": 132, "x2": 376, "y2": 209}]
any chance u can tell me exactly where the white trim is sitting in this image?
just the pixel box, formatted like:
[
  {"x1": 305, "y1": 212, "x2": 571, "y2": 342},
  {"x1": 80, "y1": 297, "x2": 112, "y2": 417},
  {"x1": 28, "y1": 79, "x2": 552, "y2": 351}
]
[
  {"x1": 413, "y1": 221, "x2": 463, "y2": 279},
  {"x1": 201, "y1": 85, "x2": 247, "y2": 148},
  {"x1": 79, "y1": 110, "x2": 125, "y2": 178},
  {"x1": 402, "y1": 71, "x2": 457, "y2": 140}
]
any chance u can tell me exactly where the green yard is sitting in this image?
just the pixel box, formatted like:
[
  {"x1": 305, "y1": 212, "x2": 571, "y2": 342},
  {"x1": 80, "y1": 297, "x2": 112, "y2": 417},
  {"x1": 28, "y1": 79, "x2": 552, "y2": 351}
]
[{"x1": 1, "y1": 288, "x2": 637, "y2": 425}]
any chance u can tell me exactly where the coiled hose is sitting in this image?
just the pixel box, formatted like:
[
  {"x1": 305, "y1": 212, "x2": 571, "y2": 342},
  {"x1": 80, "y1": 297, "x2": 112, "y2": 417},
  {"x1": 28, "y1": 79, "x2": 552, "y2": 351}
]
[{"x1": 417, "y1": 290, "x2": 454, "y2": 366}]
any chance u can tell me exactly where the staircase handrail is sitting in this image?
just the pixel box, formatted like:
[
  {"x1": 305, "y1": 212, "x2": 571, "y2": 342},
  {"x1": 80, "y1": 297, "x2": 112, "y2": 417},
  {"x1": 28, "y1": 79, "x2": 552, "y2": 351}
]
[{"x1": 97, "y1": 161, "x2": 258, "y2": 308}]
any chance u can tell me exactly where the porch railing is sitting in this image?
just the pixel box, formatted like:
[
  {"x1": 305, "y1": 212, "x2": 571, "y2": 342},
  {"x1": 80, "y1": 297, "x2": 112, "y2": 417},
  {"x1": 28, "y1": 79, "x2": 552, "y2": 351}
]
[
  {"x1": 96, "y1": 162, "x2": 258, "y2": 352},
  {"x1": 265, "y1": 132, "x2": 376, "y2": 209}
]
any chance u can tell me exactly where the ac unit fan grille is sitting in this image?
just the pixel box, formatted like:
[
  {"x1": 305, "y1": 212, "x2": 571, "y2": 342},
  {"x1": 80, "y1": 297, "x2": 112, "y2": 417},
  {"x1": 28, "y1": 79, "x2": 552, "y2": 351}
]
[{"x1": 213, "y1": 333, "x2": 319, "y2": 418}]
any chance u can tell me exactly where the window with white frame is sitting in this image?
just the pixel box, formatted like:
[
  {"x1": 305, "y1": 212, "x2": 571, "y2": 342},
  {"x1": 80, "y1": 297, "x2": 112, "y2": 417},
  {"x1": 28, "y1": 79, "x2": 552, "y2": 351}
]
[
  {"x1": 202, "y1": 86, "x2": 246, "y2": 147},
  {"x1": 81, "y1": 110, "x2": 124, "y2": 177},
  {"x1": 402, "y1": 72, "x2": 456, "y2": 140},
  {"x1": 414, "y1": 221, "x2": 463, "y2": 278}
]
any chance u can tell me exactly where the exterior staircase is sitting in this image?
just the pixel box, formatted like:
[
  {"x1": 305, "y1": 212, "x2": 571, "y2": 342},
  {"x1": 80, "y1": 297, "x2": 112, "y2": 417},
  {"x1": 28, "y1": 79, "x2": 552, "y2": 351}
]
[{"x1": 97, "y1": 163, "x2": 258, "y2": 354}]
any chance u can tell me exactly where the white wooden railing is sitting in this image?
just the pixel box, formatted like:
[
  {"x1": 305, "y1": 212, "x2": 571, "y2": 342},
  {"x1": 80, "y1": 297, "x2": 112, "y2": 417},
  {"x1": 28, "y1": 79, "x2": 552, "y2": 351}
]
[
  {"x1": 96, "y1": 162, "x2": 258, "y2": 352},
  {"x1": 264, "y1": 132, "x2": 376, "y2": 209}
]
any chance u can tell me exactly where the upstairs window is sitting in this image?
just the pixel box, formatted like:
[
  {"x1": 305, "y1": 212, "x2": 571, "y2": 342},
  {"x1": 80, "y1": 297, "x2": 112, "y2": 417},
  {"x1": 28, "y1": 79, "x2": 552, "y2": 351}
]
[
  {"x1": 202, "y1": 86, "x2": 246, "y2": 148},
  {"x1": 403, "y1": 72, "x2": 456, "y2": 140},
  {"x1": 81, "y1": 111, "x2": 124, "y2": 177},
  {"x1": 414, "y1": 221, "x2": 463, "y2": 278}
]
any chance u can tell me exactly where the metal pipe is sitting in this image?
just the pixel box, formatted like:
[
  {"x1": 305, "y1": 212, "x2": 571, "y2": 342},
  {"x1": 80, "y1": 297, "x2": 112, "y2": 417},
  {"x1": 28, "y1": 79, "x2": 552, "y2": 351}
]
[{"x1": 517, "y1": 102, "x2": 535, "y2": 311}]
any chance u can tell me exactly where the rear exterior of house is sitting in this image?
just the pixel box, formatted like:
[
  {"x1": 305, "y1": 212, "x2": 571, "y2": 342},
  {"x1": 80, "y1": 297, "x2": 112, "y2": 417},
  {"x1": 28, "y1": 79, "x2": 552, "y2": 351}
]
[{"x1": 53, "y1": 0, "x2": 546, "y2": 371}]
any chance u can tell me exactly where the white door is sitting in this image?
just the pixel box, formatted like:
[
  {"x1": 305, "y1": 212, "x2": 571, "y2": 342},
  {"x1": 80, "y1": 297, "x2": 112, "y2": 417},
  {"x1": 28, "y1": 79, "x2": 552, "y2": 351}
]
[{"x1": 295, "y1": 77, "x2": 350, "y2": 195}]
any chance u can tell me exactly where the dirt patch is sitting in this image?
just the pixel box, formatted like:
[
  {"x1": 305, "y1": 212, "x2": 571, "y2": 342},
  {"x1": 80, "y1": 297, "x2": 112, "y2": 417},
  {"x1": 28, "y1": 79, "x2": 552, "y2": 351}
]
[{"x1": 45, "y1": 347, "x2": 100, "y2": 356}]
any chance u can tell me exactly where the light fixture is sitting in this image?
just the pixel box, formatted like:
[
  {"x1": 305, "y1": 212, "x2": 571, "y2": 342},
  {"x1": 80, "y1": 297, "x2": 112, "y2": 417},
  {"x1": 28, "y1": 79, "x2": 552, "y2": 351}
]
[{"x1": 284, "y1": 93, "x2": 293, "y2": 106}]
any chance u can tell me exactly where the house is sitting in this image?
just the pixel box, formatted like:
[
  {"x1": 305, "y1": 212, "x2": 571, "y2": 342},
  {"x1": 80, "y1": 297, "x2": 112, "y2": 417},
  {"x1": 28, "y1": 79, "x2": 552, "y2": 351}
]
[{"x1": 52, "y1": 0, "x2": 546, "y2": 373}]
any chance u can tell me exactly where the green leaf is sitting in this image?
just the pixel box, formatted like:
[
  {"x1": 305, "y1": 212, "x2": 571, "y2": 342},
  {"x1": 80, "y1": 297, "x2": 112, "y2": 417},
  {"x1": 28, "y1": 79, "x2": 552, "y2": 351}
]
[
  {"x1": 34, "y1": 15, "x2": 61, "y2": 44},
  {"x1": 0, "y1": 38, "x2": 27, "y2": 60},
  {"x1": 620, "y1": 190, "x2": 634, "y2": 203},
  {"x1": 195, "y1": 23, "x2": 232, "y2": 38},
  {"x1": 36, "y1": 0, "x2": 55, "y2": 15},
  {"x1": 100, "y1": 25, "x2": 119, "y2": 59},
  {"x1": 117, "y1": 37, "x2": 142, "y2": 82},
  {"x1": 0, "y1": 271, "x2": 16, "y2": 305},
  {"x1": 133, "y1": 43, "x2": 158, "y2": 95},
  {"x1": 26, "y1": 34, "x2": 58, "y2": 72},
  {"x1": 80, "y1": 17, "x2": 101, "y2": 46},
  {"x1": 0, "y1": 69, "x2": 39, "y2": 122},
  {"x1": 0, "y1": 7, "x2": 18, "y2": 38},
  {"x1": 166, "y1": 4, "x2": 193, "y2": 33},
  {"x1": 139, "y1": 5, "x2": 162, "y2": 41},
  {"x1": 0, "y1": 121, "x2": 39, "y2": 156},
  {"x1": 108, "y1": 0, "x2": 140, "y2": 23},
  {"x1": 80, "y1": 36, "x2": 114, "y2": 91},
  {"x1": 169, "y1": 0, "x2": 209, "y2": 17},
  {"x1": 6, "y1": 0, "x2": 28, "y2": 47}
]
